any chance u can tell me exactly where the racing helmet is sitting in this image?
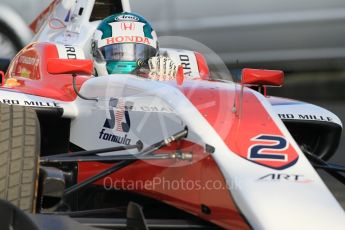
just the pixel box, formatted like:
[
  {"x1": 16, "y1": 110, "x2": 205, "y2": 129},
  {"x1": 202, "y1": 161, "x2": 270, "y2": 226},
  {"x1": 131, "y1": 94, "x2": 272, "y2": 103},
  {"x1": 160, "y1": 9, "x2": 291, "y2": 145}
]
[{"x1": 92, "y1": 12, "x2": 158, "y2": 75}]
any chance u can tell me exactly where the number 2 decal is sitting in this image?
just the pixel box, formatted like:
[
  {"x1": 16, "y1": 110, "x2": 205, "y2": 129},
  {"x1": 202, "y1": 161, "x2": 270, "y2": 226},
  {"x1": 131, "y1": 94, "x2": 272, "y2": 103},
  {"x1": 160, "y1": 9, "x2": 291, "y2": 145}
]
[{"x1": 248, "y1": 135, "x2": 288, "y2": 161}]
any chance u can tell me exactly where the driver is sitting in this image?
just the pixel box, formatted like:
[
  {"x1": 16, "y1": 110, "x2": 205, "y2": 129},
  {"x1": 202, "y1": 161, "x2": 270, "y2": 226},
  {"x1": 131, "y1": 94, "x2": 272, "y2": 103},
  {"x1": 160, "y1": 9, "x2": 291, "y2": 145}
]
[{"x1": 91, "y1": 12, "x2": 178, "y2": 80}]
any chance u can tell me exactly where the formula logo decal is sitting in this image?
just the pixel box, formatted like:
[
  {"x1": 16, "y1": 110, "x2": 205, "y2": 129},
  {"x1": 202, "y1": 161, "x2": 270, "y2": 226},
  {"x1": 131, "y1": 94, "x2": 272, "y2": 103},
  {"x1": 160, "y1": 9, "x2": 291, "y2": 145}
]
[{"x1": 99, "y1": 98, "x2": 134, "y2": 145}]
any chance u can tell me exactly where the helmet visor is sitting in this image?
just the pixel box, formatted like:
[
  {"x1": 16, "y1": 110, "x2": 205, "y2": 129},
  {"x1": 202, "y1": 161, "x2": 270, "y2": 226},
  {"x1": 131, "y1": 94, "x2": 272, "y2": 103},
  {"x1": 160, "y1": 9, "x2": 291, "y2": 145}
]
[{"x1": 100, "y1": 43, "x2": 157, "y2": 62}]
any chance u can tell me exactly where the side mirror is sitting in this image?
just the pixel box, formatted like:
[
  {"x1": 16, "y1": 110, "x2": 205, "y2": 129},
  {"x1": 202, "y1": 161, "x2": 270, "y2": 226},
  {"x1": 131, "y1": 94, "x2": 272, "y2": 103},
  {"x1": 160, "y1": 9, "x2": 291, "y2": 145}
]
[
  {"x1": 241, "y1": 68, "x2": 284, "y2": 86},
  {"x1": 47, "y1": 58, "x2": 93, "y2": 75}
]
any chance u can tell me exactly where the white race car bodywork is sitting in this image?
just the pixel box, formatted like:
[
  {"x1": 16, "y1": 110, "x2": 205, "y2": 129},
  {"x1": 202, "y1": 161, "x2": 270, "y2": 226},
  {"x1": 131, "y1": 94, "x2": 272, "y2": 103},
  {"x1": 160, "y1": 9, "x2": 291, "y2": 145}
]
[
  {"x1": 70, "y1": 76, "x2": 345, "y2": 230},
  {"x1": 2, "y1": 74, "x2": 344, "y2": 228},
  {"x1": 1, "y1": 0, "x2": 344, "y2": 229}
]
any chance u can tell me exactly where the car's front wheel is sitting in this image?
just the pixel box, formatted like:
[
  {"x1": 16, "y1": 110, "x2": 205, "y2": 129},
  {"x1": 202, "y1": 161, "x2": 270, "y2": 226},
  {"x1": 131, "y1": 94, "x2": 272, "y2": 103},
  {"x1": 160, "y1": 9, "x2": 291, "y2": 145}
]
[{"x1": 0, "y1": 103, "x2": 40, "y2": 213}]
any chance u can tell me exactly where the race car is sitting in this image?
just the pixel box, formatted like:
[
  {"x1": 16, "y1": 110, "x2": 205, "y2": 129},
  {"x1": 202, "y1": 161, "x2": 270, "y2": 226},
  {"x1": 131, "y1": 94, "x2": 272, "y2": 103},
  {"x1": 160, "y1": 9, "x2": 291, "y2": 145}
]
[{"x1": 0, "y1": 0, "x2": 345, "y2": 229}]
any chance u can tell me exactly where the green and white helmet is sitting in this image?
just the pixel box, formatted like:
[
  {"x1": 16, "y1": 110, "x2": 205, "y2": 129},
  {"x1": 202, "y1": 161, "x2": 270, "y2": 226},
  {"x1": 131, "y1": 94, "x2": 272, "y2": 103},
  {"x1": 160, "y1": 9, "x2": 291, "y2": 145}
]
[{"x1": 92, "y1": 12, "x2": 158, "y2": 75}]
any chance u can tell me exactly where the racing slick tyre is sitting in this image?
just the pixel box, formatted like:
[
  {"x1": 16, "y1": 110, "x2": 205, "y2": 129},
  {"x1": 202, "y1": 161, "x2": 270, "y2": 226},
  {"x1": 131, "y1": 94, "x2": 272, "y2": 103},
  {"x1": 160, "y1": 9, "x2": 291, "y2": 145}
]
[{"x1": 0, "y1": 103, "x2": 40, "y2": 213}]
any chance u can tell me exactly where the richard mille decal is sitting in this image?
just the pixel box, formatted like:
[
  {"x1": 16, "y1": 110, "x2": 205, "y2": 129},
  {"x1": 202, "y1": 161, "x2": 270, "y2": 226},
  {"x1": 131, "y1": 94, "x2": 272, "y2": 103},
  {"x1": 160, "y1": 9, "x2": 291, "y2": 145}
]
[
  {"x1": 99, "y1": 97, "x2": 134, "y2": 145},
  {"x1": 278, "y1": 113, "x2": 333, "y2": 122},
  {"x1": 1, "y1": 99, "x2": 57, "y2": 107},
  {"x1": 179, "y1": 54, "x2": 192, "y2": 77}
]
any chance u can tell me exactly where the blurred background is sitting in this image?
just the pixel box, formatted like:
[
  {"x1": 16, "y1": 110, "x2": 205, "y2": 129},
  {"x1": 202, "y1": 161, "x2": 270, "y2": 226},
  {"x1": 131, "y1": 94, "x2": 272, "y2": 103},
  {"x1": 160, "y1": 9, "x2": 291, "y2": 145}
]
[
  {"x1": 0, "y1": 0, "x2": 50, "y2": 58},
  {"x1": 0, "y1": 0, "x2": 345, "y2": 205},
  {"x1": 131, "y1": 0, "x2": 345, "y2": 71},
  {"x1": 130, "y1": 0, "x2": 345, "y2": 97}
]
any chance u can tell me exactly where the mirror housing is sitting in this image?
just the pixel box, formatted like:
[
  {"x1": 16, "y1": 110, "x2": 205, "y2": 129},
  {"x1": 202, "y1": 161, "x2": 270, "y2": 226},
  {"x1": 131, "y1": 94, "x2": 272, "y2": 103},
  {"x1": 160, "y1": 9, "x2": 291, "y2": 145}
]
[
  {"x1": 47, "y1": 58, "x2": 93, "y2": 76},
  {"x1": 241, "y1": 68, "x2": 284, "y2": 86}
]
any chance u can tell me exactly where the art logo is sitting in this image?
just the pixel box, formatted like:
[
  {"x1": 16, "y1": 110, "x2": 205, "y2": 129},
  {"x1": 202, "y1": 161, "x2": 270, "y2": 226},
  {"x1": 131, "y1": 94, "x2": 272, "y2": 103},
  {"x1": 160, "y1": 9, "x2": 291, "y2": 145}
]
[
  {"x1": 99, "y1": 98, "x2": 134, "y2": 145},
  {"x1": 258, "y1": 173, "x2": 313, "y2": 183}
]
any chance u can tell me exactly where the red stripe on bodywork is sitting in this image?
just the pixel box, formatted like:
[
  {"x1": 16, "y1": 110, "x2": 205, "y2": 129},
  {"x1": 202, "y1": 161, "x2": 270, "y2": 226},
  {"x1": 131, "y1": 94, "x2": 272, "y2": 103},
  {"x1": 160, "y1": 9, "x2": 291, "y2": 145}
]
[
  {"x1": 78, "y1": 140, "x2": 250, "y2": 229},
  {"x1": 181, "y1": 82, "x2": 299, "y2": 169}
]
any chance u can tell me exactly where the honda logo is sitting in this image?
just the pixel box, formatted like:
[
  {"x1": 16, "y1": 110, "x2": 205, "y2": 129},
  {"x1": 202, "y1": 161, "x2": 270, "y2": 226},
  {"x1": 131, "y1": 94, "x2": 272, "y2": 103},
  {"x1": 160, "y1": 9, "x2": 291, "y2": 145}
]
[{"x1": 121, "y1": 22, "x2": 135, "y2": 31}]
